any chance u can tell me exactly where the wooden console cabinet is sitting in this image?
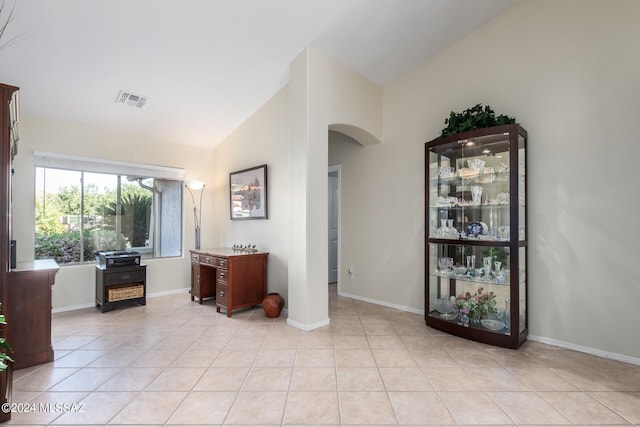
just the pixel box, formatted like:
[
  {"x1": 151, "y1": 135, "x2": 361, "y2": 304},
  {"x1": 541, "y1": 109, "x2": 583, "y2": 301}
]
[
  {"x1": 7, "y1": 259, "x2": 59, "y2": 370},
  {"x1": 190, "y1": 248, "x2": 268, "y2": 317},
  {"x1": 1, "y1": 82, "x2": 20, "y2": 423},
  {"x1": 95, "y1": 264, "x2": 147, "y2": 312}
]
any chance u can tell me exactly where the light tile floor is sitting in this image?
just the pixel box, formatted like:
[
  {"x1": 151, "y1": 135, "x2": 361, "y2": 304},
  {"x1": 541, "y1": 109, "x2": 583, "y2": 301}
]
[{"x1": 7, "y1": 284, "x2": 640, "y2": 426}]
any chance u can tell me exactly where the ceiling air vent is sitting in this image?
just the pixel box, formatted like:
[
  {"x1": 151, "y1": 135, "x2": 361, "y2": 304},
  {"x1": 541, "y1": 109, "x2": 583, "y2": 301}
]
[{"x1": 115, "y1": 90, "x2": 148, "y2": 109}]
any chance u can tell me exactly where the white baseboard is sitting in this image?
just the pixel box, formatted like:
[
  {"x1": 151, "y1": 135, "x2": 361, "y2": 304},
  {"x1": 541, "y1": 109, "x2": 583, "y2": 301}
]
[
  {"x1": 287, "y1": 317, "x2": 330, "y2": 331},
  {"x1": 338, "y1": 290, "x2": 425, "y2": 316},
  {"x1": 52, "y1": 302, "x2": 95, "y2": 313},
  {"x1": 148, "y1": 287, "x2": 190, "y2": 298},
  {"x1": 527, "y1": 334, "x2": 640, "y2": 366},
  {"x1": 338, "y1": 291, "x2": 640, "y2": 366},
  {"x1": 52, "y1": 287, "x2": 190, "y2": 314}
]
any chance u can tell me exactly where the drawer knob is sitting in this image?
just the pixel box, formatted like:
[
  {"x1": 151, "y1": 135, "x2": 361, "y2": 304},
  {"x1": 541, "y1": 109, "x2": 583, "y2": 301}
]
[{"x1": 219, "y1": 290, "x2": 225, "y2": 297}]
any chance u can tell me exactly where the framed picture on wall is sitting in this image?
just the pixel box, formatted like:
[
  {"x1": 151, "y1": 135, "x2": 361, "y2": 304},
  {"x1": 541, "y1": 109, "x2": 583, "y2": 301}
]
[{"x1": 229, "y1": 164, "x2": 268, "y2": 220}]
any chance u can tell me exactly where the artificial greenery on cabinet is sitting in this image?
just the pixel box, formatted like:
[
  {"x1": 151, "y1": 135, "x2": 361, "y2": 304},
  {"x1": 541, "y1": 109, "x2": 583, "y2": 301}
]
[{"x1": 440, "y1": 104, "x2": 516, "y2": 137}]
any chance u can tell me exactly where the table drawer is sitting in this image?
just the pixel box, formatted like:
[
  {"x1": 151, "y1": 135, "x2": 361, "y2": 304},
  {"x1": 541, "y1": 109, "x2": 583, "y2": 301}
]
[
  {"x1": 217, "y1": 268, "x2": 228, "y2": 282},
  {"x1": 199, "y1": 255, "x2": 216, "y2": 266},
  {"x1": 197, "y1": 255, "x2": 228, "y2": 268},
  {"x1": 105, "y1": 269, "x2": 146, "y2": 286},
  {"x1": 217, "y1": 282, "x2": 228, "y2": 308}
]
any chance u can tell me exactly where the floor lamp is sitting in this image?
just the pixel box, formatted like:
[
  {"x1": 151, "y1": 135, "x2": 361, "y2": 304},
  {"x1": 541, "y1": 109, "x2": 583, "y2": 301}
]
[{"x1": 185, "y1": 179, "x2": 205, "y2": 250}]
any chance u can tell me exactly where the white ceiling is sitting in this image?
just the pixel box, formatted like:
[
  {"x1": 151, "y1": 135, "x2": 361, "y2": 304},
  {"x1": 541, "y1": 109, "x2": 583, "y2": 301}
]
[{"x1": 0, "y1": 0, "x2": 518, "y2": 148}]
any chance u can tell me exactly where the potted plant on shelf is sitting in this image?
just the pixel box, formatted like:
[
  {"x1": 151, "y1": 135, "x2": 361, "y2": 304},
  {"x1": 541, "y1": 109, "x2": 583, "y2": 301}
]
[
  {"x1": 453, "y1": 288, "x2": 498, "y2": 324},
  {"x1": 440, "y1": 104, "x2": 516, "y2": 137}
]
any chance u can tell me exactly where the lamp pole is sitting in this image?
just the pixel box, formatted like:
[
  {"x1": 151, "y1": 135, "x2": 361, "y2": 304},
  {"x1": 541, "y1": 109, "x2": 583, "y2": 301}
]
[{"x1": 185, "y1": 180, "x2": 205, "y2": 250}]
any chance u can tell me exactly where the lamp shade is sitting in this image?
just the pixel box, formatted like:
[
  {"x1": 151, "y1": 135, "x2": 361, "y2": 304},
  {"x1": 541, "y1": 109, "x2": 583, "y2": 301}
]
[{"x1": 185, "y1": 179, "x2": 205, "y2": 190}]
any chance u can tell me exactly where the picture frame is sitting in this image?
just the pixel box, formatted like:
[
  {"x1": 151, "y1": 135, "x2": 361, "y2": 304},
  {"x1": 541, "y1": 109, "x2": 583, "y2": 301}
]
[{"x1": 229, "y1": 164, "x2": 268, "y2": 220}]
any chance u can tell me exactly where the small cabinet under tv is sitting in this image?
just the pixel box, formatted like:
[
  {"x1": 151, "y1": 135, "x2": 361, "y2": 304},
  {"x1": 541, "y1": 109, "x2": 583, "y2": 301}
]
[
  {"x1": 95, "y1": 264, "x2": 147, "y2": 312},
  {"x1": 425, "y1": 124, "x2": 527, "y2": 349}
]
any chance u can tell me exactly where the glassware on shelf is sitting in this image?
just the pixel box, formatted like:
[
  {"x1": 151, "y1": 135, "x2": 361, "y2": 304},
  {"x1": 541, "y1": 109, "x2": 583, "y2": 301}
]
[
  {"x1": 471, "y1": 186, "x2": 483, "y2": 205},
  {"x1": 497, "y1": 225, "x2": 510, "y2": 241},
  {"x1": 446, "y1": 219, "x2": 458, "y2": 239},
  {"x1": 467, "y1": 158, "x2": 485, "y2": 170},
  {"x1": 437, "y1": 218, "x2": 459, "y2": 239},
  {"x1": 437, "y1": 257, "x2": 454, "y2": 273},
  {"x1": 438, "y1": 166, "x2": 455, "y2": 179},
  {"x1": 434, "y1": 296, "x2": 454, "y2": 314},
  {"x1": 483, "y1": 257, "x2": 492, "y2": 280},
  {"x1": 503, "y1": 298, "x2": 511, "y2": 332},
  {"x1": 466, "y1": 255, "x2": 475, "y2": 274}
]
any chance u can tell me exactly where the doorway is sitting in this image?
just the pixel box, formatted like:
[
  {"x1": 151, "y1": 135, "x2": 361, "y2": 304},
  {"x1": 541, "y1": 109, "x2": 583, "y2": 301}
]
[{"x1": 328, "y1": 165, "x2": 340, "y2": 288}]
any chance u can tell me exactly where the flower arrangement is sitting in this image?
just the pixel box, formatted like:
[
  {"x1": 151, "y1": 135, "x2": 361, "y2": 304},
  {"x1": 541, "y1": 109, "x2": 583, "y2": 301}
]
[{"x1": 454, "y1": 287, "x2": 497, "y2": 323}]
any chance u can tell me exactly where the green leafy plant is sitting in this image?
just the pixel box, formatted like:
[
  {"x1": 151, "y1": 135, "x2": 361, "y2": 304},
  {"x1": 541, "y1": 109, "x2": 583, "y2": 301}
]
[
  {"x1": 482, "y1": 247, "x2": 508, "y2": 265},
  {"x1": 0, "y1": 305, "x2": 13, "y2": 373},
  {"x1": 35, "y1": 230, "x2": 127, "y2": 263},
  {"x1": 440, "y1": 104, "x2": 516, "y2": 137}
]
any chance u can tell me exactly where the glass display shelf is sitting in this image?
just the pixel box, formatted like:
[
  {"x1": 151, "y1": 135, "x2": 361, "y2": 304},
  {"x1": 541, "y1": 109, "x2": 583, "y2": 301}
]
[{"x1": 425, "y1": 124, "x2": 527, "y2": 349}]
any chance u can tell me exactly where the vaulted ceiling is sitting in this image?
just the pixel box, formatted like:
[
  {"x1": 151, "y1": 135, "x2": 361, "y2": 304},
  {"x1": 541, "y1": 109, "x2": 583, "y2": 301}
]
[{"x1": 0, "y1": 0, "x2": 518, "y2": 148}]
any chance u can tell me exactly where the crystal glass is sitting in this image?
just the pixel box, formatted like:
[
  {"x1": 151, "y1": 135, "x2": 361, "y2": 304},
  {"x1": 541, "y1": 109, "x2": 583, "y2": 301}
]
[
  {"x1": 446, "y1": 219, "x2": 458, "y2": 239},
  {"x1": 503, "y1": 298, "x2": 511, "y2": 332},
  {"x1": 466, "y1": 255, "x2": 475, "y2": 273},
  {"x1": 483, "y1": 256, "x2": 492, "y2": 279},
  {"x1": 471, "y1": 186, "x2": 483, "y2": 205}
]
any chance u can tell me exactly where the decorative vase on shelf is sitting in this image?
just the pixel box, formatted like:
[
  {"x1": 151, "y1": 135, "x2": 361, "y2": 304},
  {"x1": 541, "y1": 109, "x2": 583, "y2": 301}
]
[
  {"x1": 460, "y1": 313, "x2": 469, "y2": 325},
  {"x1": 262, "y1": 293, "x2": 284, "y2": 318}
]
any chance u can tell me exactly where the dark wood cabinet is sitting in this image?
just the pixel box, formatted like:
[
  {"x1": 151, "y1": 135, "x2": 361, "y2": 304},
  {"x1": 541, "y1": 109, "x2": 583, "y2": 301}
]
[
  {"x1": 190, "y1": 248, "x2": 268, "y2": 317},
  {"x1": 425, "y1": 124, "x2": 528, "y2": 349},
  {"x1": 7, "y1": 260, "x2": 58, "y2": 370},
  {"x1": 1, "y1": 83, "x2": 19, "y2": 423},
  {"x1": 95, "y1": 264, "x2": 147, "y2": 312}
]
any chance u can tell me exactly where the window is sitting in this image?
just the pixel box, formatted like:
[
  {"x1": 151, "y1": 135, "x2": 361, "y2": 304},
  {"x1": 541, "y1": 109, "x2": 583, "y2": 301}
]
[{"x1": 34, "y1": 152, "x2": 184, "y2": 264}]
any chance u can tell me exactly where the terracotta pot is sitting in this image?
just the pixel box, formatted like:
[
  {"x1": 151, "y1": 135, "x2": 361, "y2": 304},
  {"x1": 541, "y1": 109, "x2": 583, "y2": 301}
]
[{"x1": 262, "y1": 293, "x2": 284, "y2": 318}]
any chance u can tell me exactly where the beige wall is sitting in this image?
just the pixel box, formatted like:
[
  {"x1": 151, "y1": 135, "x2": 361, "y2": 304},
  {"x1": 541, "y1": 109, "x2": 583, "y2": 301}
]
[
  {"x1": 287, "y1": 48, "x2": 383, "y2": 329},
  {"x1": 211, "y1": 88, "x2": 290, "y2": 300},
  {"x1": 331, "y1": 0, "x2": 640, "y2": 360},
  {"x1": 212, "y1": 49, "x2": 383, "y2": 328},
  {"x1": 13, "y1": 115, "x2": 214, "y2": 309},
  {"x1": 14, "y1": 0, "x2": 640, "y2": 361}
]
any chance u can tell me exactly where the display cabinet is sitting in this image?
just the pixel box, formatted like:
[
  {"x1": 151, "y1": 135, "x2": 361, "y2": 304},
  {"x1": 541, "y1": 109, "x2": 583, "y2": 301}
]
[{"x1": 425, "y1": 124, "x2": 527, "y2": 348}]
